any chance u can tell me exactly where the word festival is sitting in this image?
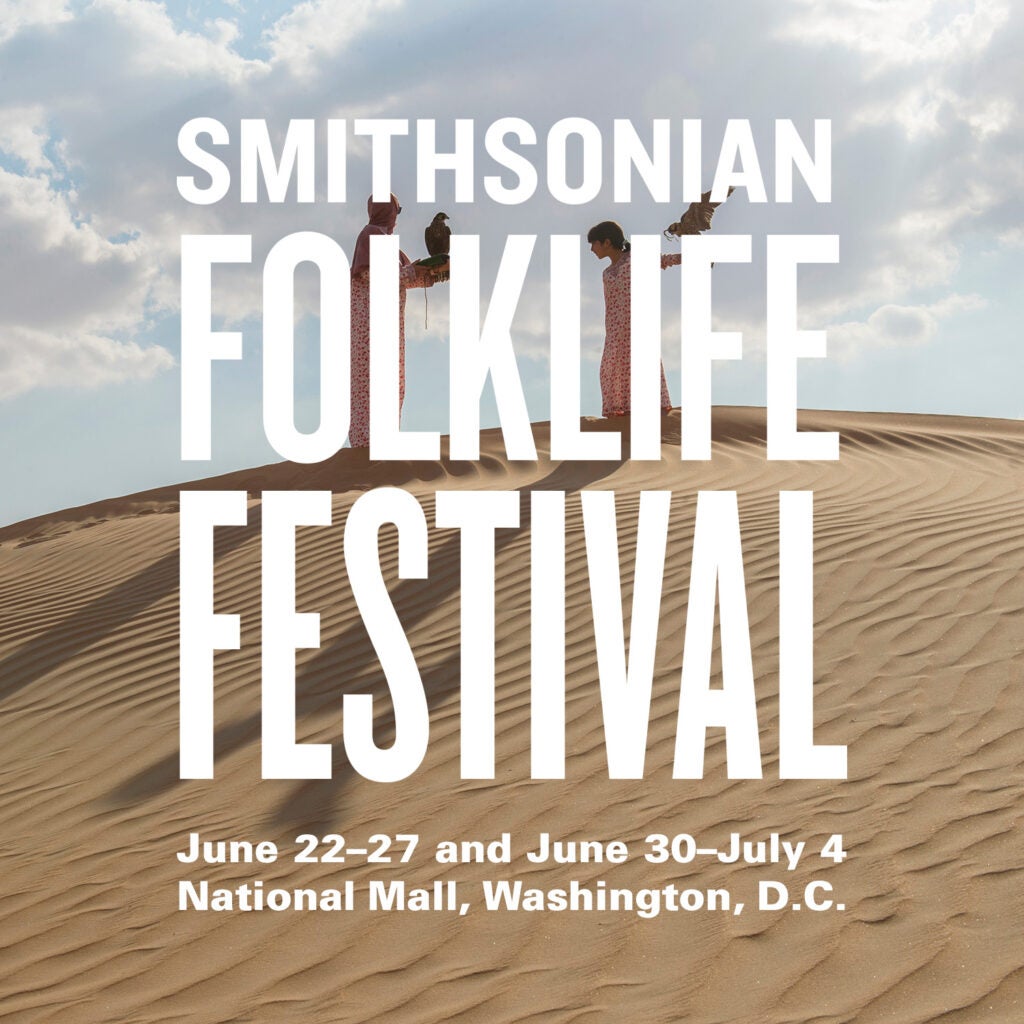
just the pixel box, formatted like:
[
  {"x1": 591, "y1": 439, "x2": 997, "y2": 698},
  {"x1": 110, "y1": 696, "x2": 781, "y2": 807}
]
[{"x1": 177, "y1": 116, "x2": 847, "y2": 785}]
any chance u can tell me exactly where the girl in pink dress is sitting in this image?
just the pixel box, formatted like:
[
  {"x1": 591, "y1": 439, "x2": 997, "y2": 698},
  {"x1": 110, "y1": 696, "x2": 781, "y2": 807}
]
[
  {"x1": 349, "y1": 194, "x2": 436, "y2": 448},
  {"x1": 587, "y1": 220, "x2": 680, "y2": 418}
]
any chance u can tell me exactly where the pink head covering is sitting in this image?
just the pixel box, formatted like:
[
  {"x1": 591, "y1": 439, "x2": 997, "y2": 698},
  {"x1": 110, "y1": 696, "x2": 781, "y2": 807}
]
[{"x1": 351, "y1": 193, "x2": 411, "y2": 275}]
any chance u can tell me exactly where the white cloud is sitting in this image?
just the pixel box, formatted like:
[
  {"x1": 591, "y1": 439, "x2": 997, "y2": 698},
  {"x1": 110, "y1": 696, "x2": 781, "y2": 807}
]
[
  {"x1": 851, "y1": 82, "x2": 1016, "y2": 140},
  {"x1": 828, "y1": 293, "x2": 985, "y2": 358},
  {"x1": 996, "y1": 226, "x2": 1024, "y2": 248},
  {"x1": 0, "y1": 0, "x2": 71, "y2": 44},
  {"x1": 0, "y1": 167, "x2": 156, "y2": 327},
  {"x1": 87, "y1": 0, "x2": 266, "y2": 81},
  {"x1": 763, "y1": 0, "x2": 1019, "y2": 343},
  {"x1": 0, "y1": 164, "x2": 173, "y2": 396},
  {"x1": 263, "y1": 0, "x2": 403, "y2": 75},
  {"x1": 776, "y1": 0, "x2": 1007, "y2": 70},
  {"x1": 205, "y1": 16, "x2": 241, "y2": 49},
  {"x1": 0, "y1": 326, "x2": 174, "y2": 399},
  {"x1": 0, "y1": 105, "x2": 55, "y2": 172},
  {"x1": 0, "y1": 0, "x2": 427, "y2": 403},
  {"x1": 0, "y1": 0, "x2": 277, "y2": 398}
]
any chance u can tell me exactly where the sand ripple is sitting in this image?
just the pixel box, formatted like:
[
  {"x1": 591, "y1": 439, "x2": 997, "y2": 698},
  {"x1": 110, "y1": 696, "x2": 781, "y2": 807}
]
[{"x1": 1, "y1": 408, "x2": 1022, "y2": 1023}]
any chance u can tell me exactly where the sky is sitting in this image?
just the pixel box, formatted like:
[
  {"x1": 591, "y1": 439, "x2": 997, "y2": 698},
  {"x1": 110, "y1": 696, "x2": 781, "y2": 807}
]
[{"x1": 0, "y1": 0, "x2": 1021, "y2": 526}]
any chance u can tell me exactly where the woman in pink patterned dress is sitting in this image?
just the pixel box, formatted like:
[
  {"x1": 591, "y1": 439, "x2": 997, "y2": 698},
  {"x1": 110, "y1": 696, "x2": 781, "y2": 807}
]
[
  {"x1": 349, "y1": 194, "x2": 436, "y2": 448},
  {"x1": 587, "y1": 220, "x2": 680, "y2": 417}
]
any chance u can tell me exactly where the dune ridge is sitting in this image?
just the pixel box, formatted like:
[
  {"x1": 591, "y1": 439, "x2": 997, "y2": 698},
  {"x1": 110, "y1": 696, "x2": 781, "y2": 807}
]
[{"x1": 1, "y1": 407, "x2": 1022, "y2": 1024}]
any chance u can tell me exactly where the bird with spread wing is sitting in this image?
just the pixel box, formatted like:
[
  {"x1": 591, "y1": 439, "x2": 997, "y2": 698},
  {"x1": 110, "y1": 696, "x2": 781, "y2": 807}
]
[{"x1": 663, "y1": 187, "x2": 735, "y2": 239}]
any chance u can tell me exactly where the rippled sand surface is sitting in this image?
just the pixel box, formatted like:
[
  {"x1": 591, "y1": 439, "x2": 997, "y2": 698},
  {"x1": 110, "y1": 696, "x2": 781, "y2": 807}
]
[{"x1": 2, "y1": 408, "x2": 1022, "y2": 1023}]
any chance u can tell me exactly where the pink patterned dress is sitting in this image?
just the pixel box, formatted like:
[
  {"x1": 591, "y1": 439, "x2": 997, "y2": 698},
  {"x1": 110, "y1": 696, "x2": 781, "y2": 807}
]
[
  {"x1": 599, "y1": 251, "x2": 680, "y2": 417},
  {"x1": 348, "y1": 263, "x2": 424, "y2": 448}
]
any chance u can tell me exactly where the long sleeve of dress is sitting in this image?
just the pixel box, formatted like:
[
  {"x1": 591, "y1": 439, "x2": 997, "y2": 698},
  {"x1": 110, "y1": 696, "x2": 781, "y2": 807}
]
[{"x1": 400, "y1": 263, "x2": 430, "y2": 288}]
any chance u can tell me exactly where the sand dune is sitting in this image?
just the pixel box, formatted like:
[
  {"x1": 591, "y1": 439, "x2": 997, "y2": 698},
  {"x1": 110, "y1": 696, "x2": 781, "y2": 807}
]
[{"x1": 2, "y1": 407, "x2": 1022, "y2": 1024}]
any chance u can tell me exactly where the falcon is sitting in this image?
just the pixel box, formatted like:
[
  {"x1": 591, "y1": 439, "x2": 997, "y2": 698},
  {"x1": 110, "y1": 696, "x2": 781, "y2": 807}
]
[
  {"x1": 664, "y1": 187, "x2": 735, "y2": 239},
  {"x1": 424, "y1": 212, "x2": 451, "y2": 256}
]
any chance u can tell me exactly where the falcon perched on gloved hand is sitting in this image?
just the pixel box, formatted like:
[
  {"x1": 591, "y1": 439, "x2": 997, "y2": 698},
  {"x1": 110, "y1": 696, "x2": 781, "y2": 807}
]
[{"x1": 425, "y1": 212, "x2": 451, "y2": 256}]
